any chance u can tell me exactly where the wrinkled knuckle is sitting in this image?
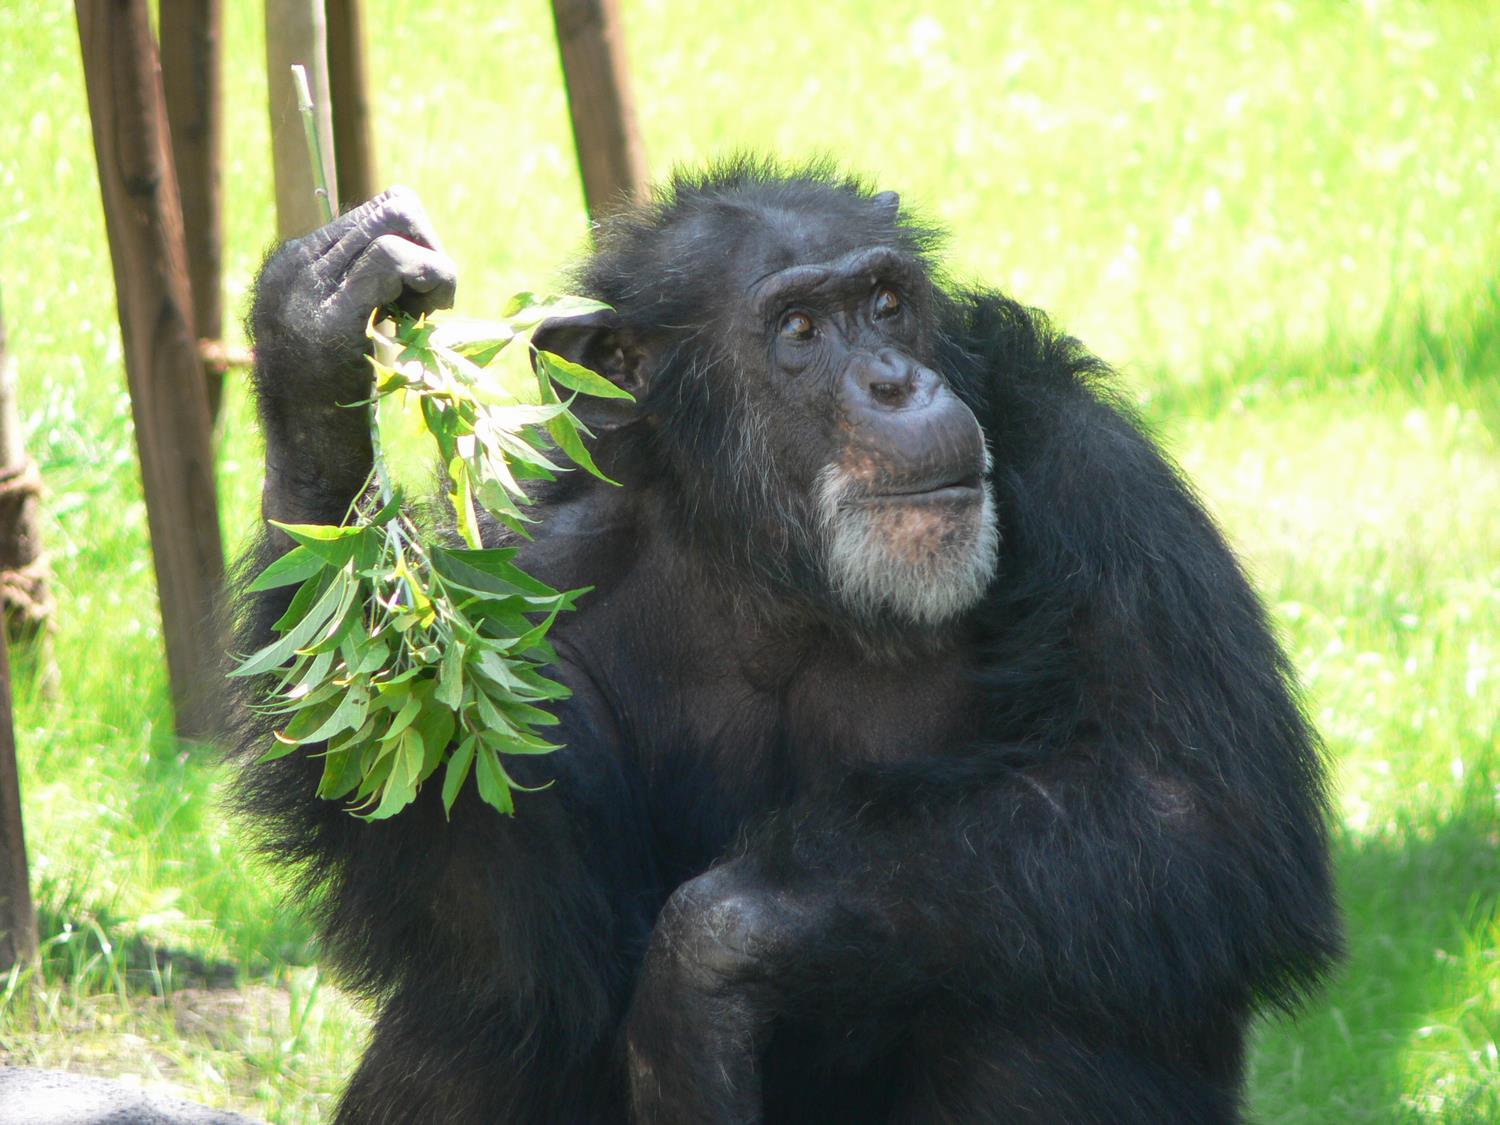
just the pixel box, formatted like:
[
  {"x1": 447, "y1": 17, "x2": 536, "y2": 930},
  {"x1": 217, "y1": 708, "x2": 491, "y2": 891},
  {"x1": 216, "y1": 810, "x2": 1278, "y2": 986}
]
[
  {"x1": 371, "y1": 187, "x2": 426, "y2": 229},
  {"x1": 385, "y1": 184, "x2": 427, "y2": 216},
  {"x1": 366, "y1": 232, "x2": 407, "y2": 262},
  {"x1": 660, "y1": 884, "x2": 772, "y2": 986},
  {"x1": 358, "y1": 186, "x2": 404, "y2": 214}
]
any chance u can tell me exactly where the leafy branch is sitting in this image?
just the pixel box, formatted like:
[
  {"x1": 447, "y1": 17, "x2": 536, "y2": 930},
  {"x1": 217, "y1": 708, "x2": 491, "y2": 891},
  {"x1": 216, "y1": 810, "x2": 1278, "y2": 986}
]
[{"x1": 229, "y1": 296, "x2": 631, "y2": 820}]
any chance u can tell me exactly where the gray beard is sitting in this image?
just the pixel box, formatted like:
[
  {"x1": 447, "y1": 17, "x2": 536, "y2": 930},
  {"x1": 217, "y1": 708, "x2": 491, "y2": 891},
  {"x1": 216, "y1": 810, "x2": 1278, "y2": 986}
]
[{"x1": 814, "y1": 463, "x2": 999, "y2": 628}]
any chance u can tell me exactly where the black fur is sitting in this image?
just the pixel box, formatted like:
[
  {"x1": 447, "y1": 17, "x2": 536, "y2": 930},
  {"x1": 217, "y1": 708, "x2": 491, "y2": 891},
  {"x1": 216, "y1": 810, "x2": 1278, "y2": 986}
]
[{"x1": 230, "y1": 159, "x2": 1340, "y2": 1123}]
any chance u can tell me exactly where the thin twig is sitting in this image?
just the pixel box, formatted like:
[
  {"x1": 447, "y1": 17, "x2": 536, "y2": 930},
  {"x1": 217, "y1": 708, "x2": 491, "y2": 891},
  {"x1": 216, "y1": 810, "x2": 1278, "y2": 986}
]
[{"x1": 291, "y1": 64, "x2": 335, "y2": 225}]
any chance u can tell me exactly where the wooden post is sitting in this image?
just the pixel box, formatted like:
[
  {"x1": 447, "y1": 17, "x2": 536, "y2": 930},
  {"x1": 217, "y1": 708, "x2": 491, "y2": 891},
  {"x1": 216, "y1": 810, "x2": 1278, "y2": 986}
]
[
  {"x1": 160, "y1": 0, "x2": 226, "y2": 420},
  {"x1": 265, "y1": 0, "x2": 338, "y2": 239},
  {"x1": 326, "y1": 0, "x2": 377, "y2": 208},
  {"x1": 550, "y1": 0, "x2": 648, "y2": 221},
  {"x1": 0, "y1": 620, "x2": 36, "y2": 972},
  {"x1": 76, "y1": 0, "x2": 226, "y2": 740}
]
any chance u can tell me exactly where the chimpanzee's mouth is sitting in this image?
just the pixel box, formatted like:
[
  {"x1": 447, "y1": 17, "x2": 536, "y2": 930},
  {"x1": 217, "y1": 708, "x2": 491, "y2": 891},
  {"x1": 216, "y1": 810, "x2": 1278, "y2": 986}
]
[{"x1": 868, "y1": 472, "x2": 984, "y2": 505}]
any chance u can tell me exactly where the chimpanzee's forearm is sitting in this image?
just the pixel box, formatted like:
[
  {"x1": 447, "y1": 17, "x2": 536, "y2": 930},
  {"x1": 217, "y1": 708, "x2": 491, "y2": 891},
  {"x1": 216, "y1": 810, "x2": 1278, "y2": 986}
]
[{"x1": 250, "y1": 338, "x2": 376, "y2": 528}]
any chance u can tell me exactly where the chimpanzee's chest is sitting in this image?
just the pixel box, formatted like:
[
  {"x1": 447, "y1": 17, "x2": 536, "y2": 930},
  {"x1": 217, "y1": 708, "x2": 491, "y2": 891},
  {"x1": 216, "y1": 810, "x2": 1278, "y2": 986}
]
[
  {"x1": 638, "y1": 641, "x2": 983, "y2": 880},
  {"x1": 776, "y1": 650, "x2": 984, "y2": 784}
]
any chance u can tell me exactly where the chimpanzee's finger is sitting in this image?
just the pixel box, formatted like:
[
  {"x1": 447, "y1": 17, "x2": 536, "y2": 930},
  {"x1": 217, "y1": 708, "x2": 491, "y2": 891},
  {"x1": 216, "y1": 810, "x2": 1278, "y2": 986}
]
[
  {"x1": 311, "y1": 186, "x2": 447, "y2": 287},
  {"x1": 327, "y1": 234, "x2": 458, "y2": 328}
]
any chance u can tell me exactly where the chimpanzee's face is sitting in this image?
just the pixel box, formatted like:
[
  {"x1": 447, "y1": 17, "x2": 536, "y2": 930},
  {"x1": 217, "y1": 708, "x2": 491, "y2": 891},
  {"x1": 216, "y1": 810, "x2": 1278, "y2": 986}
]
[
  {"x1": 740, "y1": 243, "x2": 998, "y2": 627},
  {"x1": 534, "y1": 198, "x2": 999, "y2": 629}
]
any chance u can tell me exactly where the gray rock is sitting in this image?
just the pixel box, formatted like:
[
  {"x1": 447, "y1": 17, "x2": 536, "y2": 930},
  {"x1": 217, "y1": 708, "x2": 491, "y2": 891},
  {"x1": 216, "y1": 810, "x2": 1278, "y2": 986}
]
[{"x1": 0, "y1": 1068, "x2": 264, "y2": 1125}]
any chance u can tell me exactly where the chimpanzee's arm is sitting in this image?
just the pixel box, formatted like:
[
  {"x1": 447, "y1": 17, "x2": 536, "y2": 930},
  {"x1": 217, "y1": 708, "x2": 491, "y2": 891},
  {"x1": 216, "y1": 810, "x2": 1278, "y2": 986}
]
[
  {"x1": 233, "y1": 196, "x2": 655, "y2": 1123},
  {"x1": 623, "y1": 393, "x2": 1341, "y2": 1123}
]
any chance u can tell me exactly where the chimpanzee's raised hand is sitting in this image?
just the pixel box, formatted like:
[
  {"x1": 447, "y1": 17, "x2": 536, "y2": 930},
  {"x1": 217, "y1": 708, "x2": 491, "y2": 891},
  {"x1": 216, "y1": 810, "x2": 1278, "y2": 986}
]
[
  {"x1": 251, "y1": 186, "x2": 457, "y2": 402},
  {"x1": 248, "y1": 187, "x2": 457, "y2": 526}
]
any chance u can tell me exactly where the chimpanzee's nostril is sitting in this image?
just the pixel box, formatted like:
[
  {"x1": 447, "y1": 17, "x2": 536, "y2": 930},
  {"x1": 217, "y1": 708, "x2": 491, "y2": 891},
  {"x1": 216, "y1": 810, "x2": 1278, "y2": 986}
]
[{"x1": 870, "y1": 381, "x2": 906, "y2": 405}]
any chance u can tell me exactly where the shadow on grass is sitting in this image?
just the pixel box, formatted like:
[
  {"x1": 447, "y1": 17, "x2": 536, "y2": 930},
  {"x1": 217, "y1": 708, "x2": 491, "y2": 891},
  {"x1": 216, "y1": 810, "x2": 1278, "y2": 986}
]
[
  {"x1": 1252, "y1": 772, "x2": 1500, "y2": 1123},
  {"x1": 33, "y1": 894, "x2": 243, "y2": 996},
  {"x1": 1136, "y1": 276, "x2": 1500, "y2": 427}
]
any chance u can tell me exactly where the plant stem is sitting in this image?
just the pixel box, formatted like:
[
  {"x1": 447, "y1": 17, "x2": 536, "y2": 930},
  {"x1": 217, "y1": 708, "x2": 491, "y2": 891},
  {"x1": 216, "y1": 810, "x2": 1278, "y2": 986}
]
[{"x1": 291, "y1": 64, "x2": 335, "y2": 225}]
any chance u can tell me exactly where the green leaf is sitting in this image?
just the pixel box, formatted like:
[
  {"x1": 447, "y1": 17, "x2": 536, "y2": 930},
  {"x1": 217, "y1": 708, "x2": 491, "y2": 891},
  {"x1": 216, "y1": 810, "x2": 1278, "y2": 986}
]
[
  {"x1": 412, "y1": 705, "x2": 455, "y2": 782},
  {"x1": 247, "y1": 546, "x2": 328, "y2": 592},
  {"x1": 474, "y1": 650, "x2": 526, "y2": 694},
  {"x1": 317, "y1": 745, "x2": 368, "y2": 801},
  {"x1": 278, "y1": 695, "x2": 340, "y2": 744},
  {"x1": 474, "y1": 742, "x2": 516, "y2": 816},
  {"x1": 377, "y1": 687, "x2": 422, "y2": 745},
  {"x1": 351, "y1": 748, "x2": 397, "y2": 807},
  {"x1": 283, "y1": 646, "x2": 335, "y2": 700},
  {"x1": 302, "y1": 594, "x2": 361, "y2": 655},
  {"x1": 475, "y1": 414, "x2": 566, "y2": 472},
  {"x1": 511, "y1": 664, "x2": 573, "y2": 701},
  {"x1": 429, "y1": 316, "x2": 516, "y2": 356},
  {"x1": 433, "y1": 547, "x2": 561, "y2": 598},
  {"x1": 448, "y1": 456, "x2": 482, "y2": 549},
  {"x1": 326, "y1": 713, "x2": 377, "y2": 756},
  {"x1": 475, "y1": 474, "x2": 531, "y2": 522},
  {"x1": 512, "y1": 601, "x2": 567, "y2": 654},
  {"x1": 254, "y1": 738, "x2": 301, "y2": 764},
  {"x1": 546, "y1": 409, "x2": 616, "y2": 484},
  {"x1": 441, "y1": 735, "x2": 477, "y2": 817},
  {"x1": 501, "y1": 293, "x2": 609, "y2": 329},
  {"x1": 298, "y1": 682, "x2": 371, "y2": 744},
  {"x1": 419, "y1": 728, "x2": 447, "y2": 783},
  {"x1": 397, "y1": 727, "x2": 426, "y2": 789},
  {"x1": 436, "y1": 640, "x2": 465, "y2": 710},
  {"x1": 231, "y1": 567, "x2": 352, "y2": 679},
  {"x1": 477, "y1": 729, "x2": 557, "y2": 784},
  {"x1": 270, "y1": 568, "x2": 330, "y2": 633},
  {"x1": 343, "y1": 633, "x2": 391, "y2": 677},
  {"x1": 499, "y1": 698, "x2": 562, "y2": 730},
  {"x1": 471, "y1": 681, "x2": 510, "y2": 730},
  {"x1": 271, "y1": 521, "x2": 373, "y2": 569},
  {"x1": 364, "y1": 758, "x2": 418, "y2": 820},
  {"x1": 535, "y1": 350, "x2": 635, "y2": 400},
  {"x1": 481, "y1": 400, "x2": 575, "y2": 431},
  {"x1": 479, "y1": 718, "x2": 561, "y2": 755}
]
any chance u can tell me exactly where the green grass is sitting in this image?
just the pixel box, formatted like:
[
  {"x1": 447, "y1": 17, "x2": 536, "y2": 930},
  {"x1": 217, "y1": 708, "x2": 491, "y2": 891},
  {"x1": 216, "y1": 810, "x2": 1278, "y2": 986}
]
[{"x1": 0, "y1": 0, "x2": 1495, "y2": 1120}]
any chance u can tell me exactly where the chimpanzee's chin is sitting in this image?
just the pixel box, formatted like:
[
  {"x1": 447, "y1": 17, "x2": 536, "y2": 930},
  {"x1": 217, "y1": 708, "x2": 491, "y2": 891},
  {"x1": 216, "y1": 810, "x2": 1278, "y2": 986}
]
[{"x1": 817, "y1": 467, "x2": 998, "y2": 626}]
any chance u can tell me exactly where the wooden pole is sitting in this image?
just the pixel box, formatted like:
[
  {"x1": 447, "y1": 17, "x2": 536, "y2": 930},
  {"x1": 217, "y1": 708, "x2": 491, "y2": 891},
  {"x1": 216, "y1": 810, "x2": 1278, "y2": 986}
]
[
  {"x1": 0, "y1": 612, "x2": 36, "y2": 972},
  {"x1": 265, "y1": 0, "x2": 338, "y2": 240},
  {"x1": 160, "y1": 0, "x2": 226, "y2": 421},
  {"x1": 76, "y1": 0, "x2": 226, "y2": 740},
  {"x1": 550, "y1": 0, "x2": 648, "y2": 221},
  {"x1": 326, "y1": 0, "x2": 377, "y2": 208}
]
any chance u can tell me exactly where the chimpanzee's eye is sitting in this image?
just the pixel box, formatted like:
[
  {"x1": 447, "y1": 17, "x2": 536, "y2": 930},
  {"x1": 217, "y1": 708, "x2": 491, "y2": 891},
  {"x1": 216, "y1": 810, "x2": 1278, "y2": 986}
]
[
  {"x1": 872, "y1": 287, "x2": 902, "y2": 320},
  {"x1": 780, "y1": 311, "x2": 815, "y2": 340}
]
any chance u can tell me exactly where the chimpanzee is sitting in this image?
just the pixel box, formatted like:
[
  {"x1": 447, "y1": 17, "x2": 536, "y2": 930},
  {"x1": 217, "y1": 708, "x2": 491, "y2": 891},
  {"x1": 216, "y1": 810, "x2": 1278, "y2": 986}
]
[{"x1": 233, "y1": 161, "x2": 1341, "y2": 1124}]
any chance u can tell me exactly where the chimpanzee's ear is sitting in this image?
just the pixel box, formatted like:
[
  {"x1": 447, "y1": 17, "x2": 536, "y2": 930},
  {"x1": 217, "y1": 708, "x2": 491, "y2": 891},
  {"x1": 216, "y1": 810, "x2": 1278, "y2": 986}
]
[
  {"x1": 872, "y1": 190, "x2": 901, "y2": 218},
  {"x1": 531, "y1": 310, "x2": 648, "y2": 432}
]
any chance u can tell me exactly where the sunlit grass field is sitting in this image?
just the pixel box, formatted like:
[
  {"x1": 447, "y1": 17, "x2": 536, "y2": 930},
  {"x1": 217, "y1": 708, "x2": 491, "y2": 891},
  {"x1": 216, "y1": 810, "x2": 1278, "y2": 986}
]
[{"x1": 0, "y1": 1, "x2": 1495, "y2": 1120}]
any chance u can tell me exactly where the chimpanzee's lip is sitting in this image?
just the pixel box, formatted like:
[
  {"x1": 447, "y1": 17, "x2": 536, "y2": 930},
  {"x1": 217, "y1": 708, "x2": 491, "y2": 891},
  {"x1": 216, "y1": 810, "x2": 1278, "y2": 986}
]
[{"x1": 866, "y1": 473, "x2": 984, "y2": 505}]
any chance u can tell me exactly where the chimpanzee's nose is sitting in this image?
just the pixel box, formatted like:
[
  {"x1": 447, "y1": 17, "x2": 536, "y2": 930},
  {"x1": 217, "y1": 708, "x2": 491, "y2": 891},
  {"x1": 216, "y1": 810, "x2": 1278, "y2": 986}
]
[{"x1": 841, "y1": 349, "x2": 941, "y2": 412}]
